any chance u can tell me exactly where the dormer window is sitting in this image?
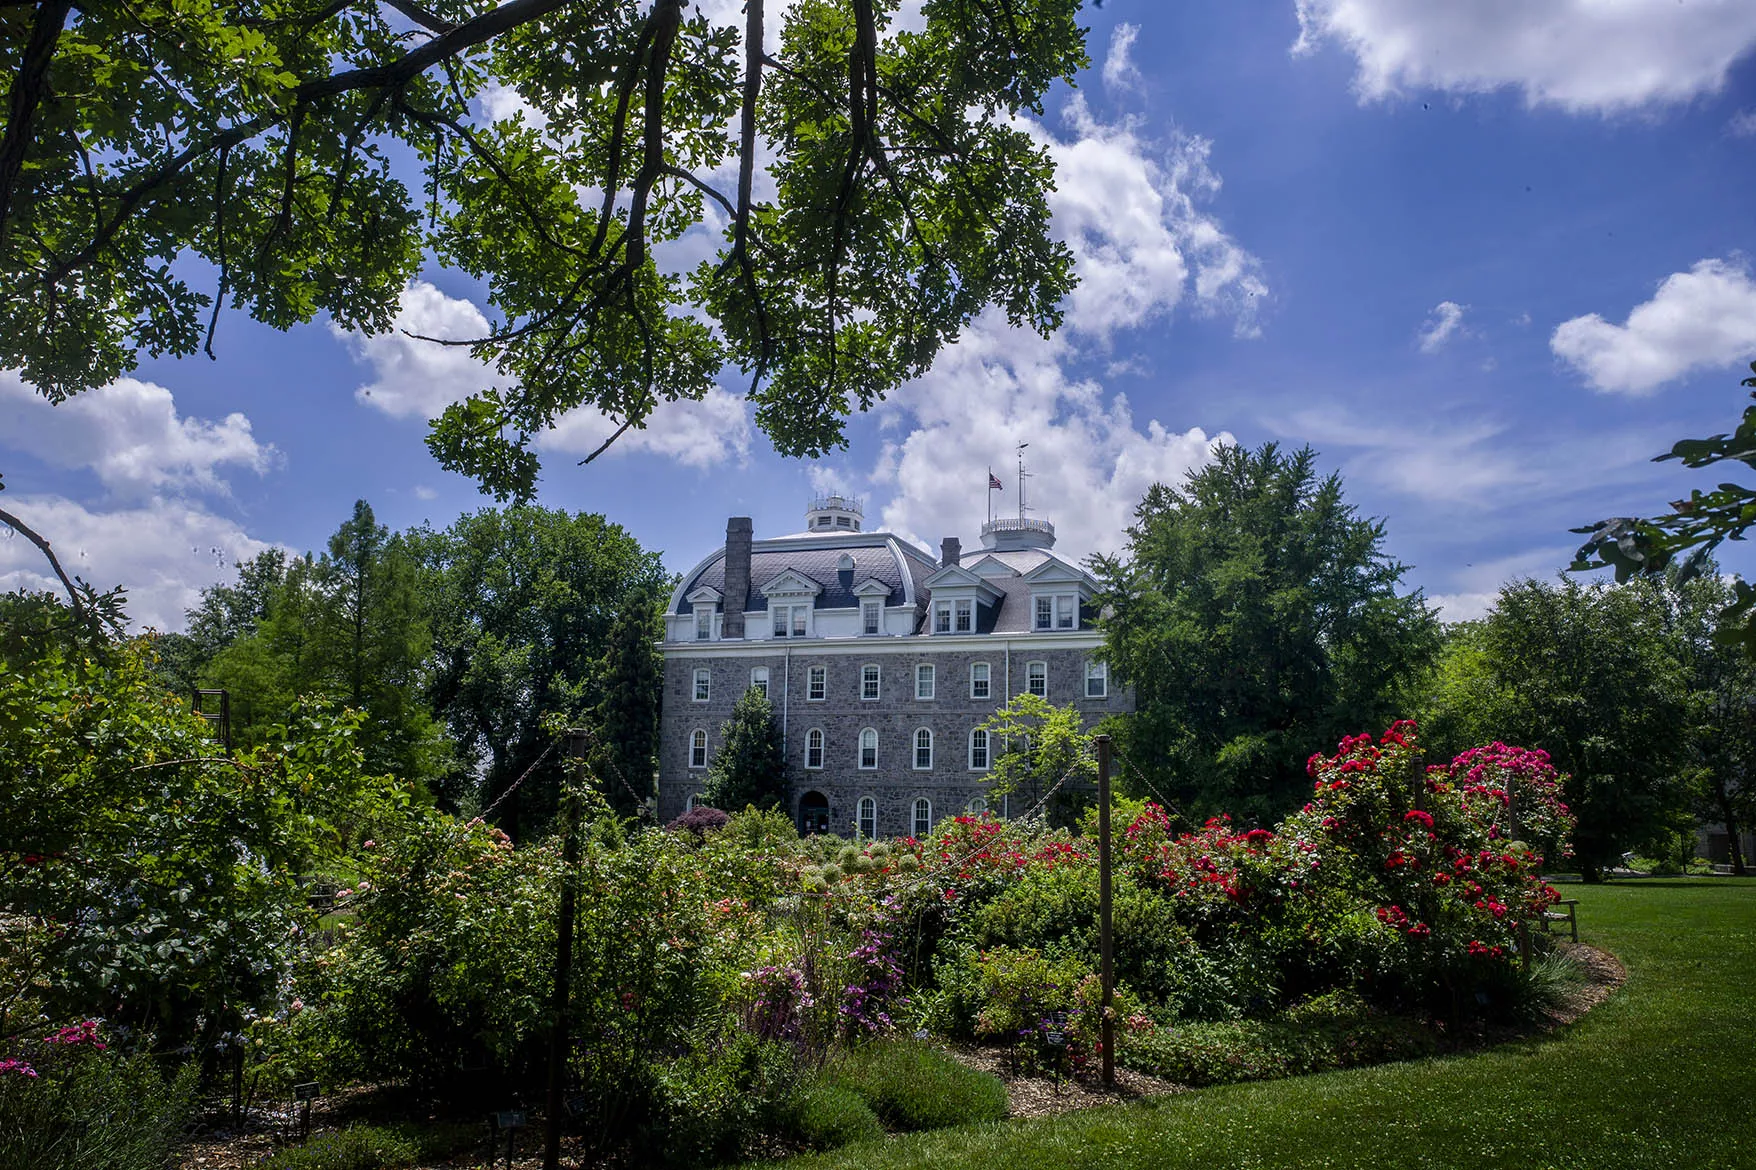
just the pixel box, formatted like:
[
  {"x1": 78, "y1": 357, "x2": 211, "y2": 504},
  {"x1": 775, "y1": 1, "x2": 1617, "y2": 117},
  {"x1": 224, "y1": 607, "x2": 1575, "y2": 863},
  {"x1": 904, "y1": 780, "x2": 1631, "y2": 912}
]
[
  {"x1": 862, "y1": 600, "x2": 882, "y2": 635},
  {"x1": 932, "y1": 598, "x2": 974, "y2": 633},
  {"x1": 772, "y1": 603, "x2": 810, "y2": 637},
  {"x1": 694, "y1": 608, "x2": 712, "y2": 640},
  {"x1": 1034, "y1": 593, "x2": 1078, "y2": 631}
]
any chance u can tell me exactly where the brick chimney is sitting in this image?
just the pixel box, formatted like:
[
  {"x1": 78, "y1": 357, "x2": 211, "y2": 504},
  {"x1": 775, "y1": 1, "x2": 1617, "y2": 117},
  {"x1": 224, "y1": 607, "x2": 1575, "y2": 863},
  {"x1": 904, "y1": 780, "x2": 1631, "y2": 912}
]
[
  {"x1": 941, "y1": 536, "x2": 961, "y2": 568},
  {"x1": 721, "y1": 517, "x2": 753, "y2": 638}
]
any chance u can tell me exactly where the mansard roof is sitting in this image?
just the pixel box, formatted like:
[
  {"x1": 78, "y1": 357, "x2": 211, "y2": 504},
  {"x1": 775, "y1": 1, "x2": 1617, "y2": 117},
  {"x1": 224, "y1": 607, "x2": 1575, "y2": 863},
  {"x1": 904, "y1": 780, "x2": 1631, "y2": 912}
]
[{"x1": 671, "y1": 533, "x2": 936, "y2": 615}]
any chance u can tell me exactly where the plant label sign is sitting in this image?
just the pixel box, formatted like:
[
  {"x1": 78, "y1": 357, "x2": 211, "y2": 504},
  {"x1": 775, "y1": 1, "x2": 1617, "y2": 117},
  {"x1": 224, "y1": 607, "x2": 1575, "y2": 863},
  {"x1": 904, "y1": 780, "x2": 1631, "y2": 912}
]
[
  {"x1": 493, "y1": 1111, "x2": 527, "y2": 1130},
  {"x1": 1045, "y1": 1031, "x2": 1066, "y2": 1047},
  {"x1": 293, "y1": 1083, "x2": 320, "y2": 1102}
]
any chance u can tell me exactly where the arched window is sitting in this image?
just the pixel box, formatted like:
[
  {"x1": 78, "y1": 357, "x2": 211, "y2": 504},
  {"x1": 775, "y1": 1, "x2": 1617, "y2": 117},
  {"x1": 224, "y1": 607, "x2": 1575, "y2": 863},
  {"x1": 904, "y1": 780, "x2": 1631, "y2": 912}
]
[
  {"x1": 968, "y1": 727, "x2": 989, "y2": 771},
  {"x1": 859, "y1": 728, "x2": 878, "y2": 770},
  {"x1": 805, "y1": 728, "x2": 825, "y2": 770},
  {"x1": 684, "y1": 792, "x2": 696, "y2": 812},
  {"x1": 689, "y1": 729, "x2": 708, "y2": 768},
  {"x1": 967, "y1": 796, "x2": 988, "y2": 815},
  {"x1": 858, "y1": 796, "x2": 877, "y2": 840},
  {"x1": 914, "y1": 727, "x2": 933, "y2": 770},
  {"x1": 912, "y1": 797, "x2": 932, "y2": 838}
]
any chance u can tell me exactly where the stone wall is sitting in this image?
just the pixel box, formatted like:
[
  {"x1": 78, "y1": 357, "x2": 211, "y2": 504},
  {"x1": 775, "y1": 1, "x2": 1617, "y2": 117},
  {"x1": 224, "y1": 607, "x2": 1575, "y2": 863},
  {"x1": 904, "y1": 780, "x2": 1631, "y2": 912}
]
[{"x1": 657, "y1": 643, "x2": 1130, "y2": 831}]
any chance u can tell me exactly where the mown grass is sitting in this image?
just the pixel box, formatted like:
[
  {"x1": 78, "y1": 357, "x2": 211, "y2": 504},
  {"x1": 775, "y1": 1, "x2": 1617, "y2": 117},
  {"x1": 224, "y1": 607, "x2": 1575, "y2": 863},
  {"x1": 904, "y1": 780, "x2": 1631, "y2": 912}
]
[{"x1": 751, "y1": 880, "x2": 1756, "y2": 1170}]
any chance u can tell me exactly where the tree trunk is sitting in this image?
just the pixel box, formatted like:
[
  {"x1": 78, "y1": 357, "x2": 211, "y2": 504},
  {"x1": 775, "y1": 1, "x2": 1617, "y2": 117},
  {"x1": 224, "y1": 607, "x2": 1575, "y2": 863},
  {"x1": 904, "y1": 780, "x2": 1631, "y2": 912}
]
[{"x1": 1715, "y1": 779, "x2": 1747, "y2": 876}]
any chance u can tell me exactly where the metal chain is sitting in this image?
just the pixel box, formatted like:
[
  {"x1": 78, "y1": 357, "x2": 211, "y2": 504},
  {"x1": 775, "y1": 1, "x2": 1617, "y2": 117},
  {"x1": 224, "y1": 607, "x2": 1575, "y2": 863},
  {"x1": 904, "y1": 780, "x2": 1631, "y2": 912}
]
[
  {"x1": 1112, "y1": 747, "x2": 1192, "y2": 827},
  {"x1": 477, "y1": 740, "x2": 557, "y2": 821},
  {"x1": 560, "y1": 721, "x2": 657, "y2": 820}
]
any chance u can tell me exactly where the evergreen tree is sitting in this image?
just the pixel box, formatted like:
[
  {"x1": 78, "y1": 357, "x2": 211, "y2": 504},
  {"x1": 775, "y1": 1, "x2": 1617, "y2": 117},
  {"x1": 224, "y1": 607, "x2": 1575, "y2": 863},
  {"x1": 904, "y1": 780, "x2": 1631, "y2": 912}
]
[
  {"x1": 1097, "y1": 443, "x2": 1440, "y2": 824},
  {"x1": 702, "y1": 687, "x2": 785, "y2": 814},
  {"x1": 592, "y1": 595, "x2": 664, "y2": 817}
]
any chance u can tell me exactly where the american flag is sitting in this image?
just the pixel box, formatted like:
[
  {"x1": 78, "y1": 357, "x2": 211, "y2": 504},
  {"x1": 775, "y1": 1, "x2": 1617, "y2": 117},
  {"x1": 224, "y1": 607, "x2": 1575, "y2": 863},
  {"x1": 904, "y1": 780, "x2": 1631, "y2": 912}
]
[{"x1": 988, "y1": 472, "x2": 1004, "y2": 491}]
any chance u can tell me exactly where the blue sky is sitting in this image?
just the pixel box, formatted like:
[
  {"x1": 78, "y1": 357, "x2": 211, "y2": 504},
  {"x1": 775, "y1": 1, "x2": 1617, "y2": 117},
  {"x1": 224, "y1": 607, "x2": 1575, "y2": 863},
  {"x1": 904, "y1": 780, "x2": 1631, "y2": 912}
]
[{"x1": 3, "y1": 0, "x2": 1755, "y2": 630}]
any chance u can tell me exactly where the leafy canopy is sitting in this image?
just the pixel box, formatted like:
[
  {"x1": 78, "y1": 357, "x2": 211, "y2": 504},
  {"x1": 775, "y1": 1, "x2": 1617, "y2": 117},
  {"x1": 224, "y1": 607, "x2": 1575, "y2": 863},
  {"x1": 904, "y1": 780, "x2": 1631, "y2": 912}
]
[
  {"x1": 1572, "y1": 361, "x2": 1756, "y2": 654},
  {"x1": 0, "y1": 0, "x2": 1087, "y2": 498},
  {"x1": 1095, "y1": 443, "x2": 1440, "y2": 824}
]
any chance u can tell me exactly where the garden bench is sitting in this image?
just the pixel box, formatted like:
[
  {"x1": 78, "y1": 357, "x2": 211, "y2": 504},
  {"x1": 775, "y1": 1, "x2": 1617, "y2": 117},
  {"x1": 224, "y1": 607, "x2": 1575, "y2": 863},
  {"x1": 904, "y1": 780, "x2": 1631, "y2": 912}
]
[{"x1": 1543, "y1": 899, "x2": 1579, "y2": 943}]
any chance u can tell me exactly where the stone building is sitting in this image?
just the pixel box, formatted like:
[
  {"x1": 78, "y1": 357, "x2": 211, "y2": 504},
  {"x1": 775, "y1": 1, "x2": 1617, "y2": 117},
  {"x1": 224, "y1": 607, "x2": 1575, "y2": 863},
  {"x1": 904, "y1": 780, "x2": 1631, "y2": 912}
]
[{"x1": 658, "y1": 494, "x2": 1131, "y2": 836}]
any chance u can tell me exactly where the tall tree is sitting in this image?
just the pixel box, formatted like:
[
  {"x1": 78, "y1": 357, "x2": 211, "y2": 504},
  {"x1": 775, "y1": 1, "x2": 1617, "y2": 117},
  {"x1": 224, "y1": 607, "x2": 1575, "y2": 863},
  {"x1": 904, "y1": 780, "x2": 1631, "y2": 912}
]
[
  {"x1": 418, "y1": 505, "x2": 666, "y2": 837},
  {"x1": 1666, "y1": 574, "x2": 1756, "y2": 875},
  {"x1": 591, "y1": 593, "x2": 664, "y2": 817},
  {"x1": 309, "y1": 500, "x2": 444, "y2": 781},
  {"x1": 0, "y1": 0, "x2": 1086, "y2": 501},
  {"x1": 152, "y1": 547, "x2": 290, "y2": 694},
  {"x1": 1421, "y1": 576, "x2": 1691, "y2": 882},
  {"x1": 701, "y1": 686, "x2": 784, "y2": 814},
  {"x1": 1096, "y1": 443, "x2": 1440, "y2": 824}
]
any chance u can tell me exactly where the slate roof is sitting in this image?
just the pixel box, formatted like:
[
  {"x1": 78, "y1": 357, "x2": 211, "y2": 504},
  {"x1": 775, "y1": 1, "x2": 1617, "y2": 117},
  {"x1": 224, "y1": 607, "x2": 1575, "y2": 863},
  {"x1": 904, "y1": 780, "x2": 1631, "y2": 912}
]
[{"x1": 676, "y1": 540, "x2": 913, "y2": 614}]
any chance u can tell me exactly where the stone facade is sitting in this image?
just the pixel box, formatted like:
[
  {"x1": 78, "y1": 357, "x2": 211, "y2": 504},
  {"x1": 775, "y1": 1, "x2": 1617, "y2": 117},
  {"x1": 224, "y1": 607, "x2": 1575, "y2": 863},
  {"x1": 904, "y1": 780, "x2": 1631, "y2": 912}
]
[{"x1": 658, "y1": 498, "x2": 1133, "y2": 835}]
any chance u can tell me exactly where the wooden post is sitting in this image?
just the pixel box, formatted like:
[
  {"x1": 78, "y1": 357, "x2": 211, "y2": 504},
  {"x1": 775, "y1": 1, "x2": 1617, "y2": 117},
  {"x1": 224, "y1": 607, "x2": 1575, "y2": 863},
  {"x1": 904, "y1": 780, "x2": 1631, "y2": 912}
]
[
  {"x1": 544, "y1": 747, "x2": 585, "y2": 1170},
  {"x1": 1096, "y1": 734, "x2": 1114, "y2": 1088}
]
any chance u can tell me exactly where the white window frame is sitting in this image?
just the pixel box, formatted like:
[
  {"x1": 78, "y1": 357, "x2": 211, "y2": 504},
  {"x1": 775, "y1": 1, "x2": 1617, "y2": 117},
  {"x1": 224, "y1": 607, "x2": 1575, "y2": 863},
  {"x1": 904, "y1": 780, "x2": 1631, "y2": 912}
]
[
  {"x1": 750, "y1": 666, "x2": 769, "y2": 699},
  {"x1": 969, "y1": 727, "x2": 989, "y2": 771},
  {"x1": 1057, "y1": 594, "x2": 1077, "y2": 630},
  {"x1": 970, "y1": 662, "x2": 991, "y2": 700},
  {"x1": 861, "y1": 663, "x2": 881, "y2": 701},
  {"x1": 968, "y1": 796, "x2": 988, "y2": 815},
  {"x1": 1085, "y1": 659, "x2": 1108, "y2": 699},
  {"x1": 1035, "y1": 595, "x2": 1053, "y2": 630},
  {"x1": 859, "y1": 727, "x2": 878, "y2": 770},
  {"x1": 912, "y1": 797, "x2": 932, "y2": 838},
  {"x1": 915, "y1": 663, "x2": 935, "y2": 700},
  {"x1": 1026, "y1": 660, "x2": 1047, "y2": 698},
  {"x1": 693, "y1": 668, "x2": 711, "y2": 702},
  {"x1": 955, "y1": 598, "x2": 973, "y2": 632},
  {"x1": 807, "y1": 664, "x2": 826, "y2": 701},
  {"x1": 858, "y1": 795, "x2": 877, "y2": 839},
  {"x1": 914, "y1": 727, "x2": 933, "y2": 770},
  {"x1": 805, "y1": 728, "x2": 824, "y2": 770},
  {"x1": 689, "y1": 729, "x2": 708, "y2": 769},
  {"x1": 934, "y1": 601, "x2": 952, "y2": 633},
  {"x1": 694, "y1": 607, "x2": 712, "y2": 640},
  {"x1": 862, "y1": 599, "x2": 883, "y2": 635},
  {"x1": 771, "y1": 602, "x2": 810, "y2": 638}
]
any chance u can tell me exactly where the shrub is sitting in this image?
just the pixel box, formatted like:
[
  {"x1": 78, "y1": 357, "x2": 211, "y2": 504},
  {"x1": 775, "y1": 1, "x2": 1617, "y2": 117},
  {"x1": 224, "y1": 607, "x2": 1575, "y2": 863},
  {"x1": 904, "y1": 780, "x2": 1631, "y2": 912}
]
[
  {"x1": 256, "y1": 1126, "x2": 418, "y2": 1170},
  {"x1": 828, "y1": 1040, "x2": 1007, "y2": 1131},
  {"x1": 669, "y1": 805, "x2": 732, "y2": 836},
  {"x1": 1120, "y1": 990, "x2": 1437, "y2": 1087},
  {"x1": 783, "y1": 1080, "x2": 885, "y2": 1151},
  {"x1": 0, "y1": 1024, "x2": 196, "y2": 1170},
  {"x1": 633, "y1": 1031, "x2": 803, "y2": 1168}
]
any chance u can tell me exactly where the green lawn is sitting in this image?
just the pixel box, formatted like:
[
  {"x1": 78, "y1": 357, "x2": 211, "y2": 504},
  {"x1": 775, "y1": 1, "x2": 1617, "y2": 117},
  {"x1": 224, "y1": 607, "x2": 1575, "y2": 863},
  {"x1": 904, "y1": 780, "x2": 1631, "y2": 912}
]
[{"x1": 755, "y1": 880, "x2": 1756, "y2": 1170}]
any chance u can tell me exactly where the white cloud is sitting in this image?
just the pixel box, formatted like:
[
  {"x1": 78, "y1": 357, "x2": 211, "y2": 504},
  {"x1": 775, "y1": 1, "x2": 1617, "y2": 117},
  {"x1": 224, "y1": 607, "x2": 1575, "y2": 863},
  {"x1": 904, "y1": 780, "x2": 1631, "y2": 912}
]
[
  {"x1": 1417, "y1": 301, "x2": 1468, "y2": 353},
  {"x1": 343, "y1": 282, "x2": 751, "y2": 468},
  {"x1": 1027, "y1": 96, "x2": 1266, "y2": 341},
  {"x1": 1102, "y1": 23, "x2": 1143, "y2": 95},
  {"x1": 863, "y1": 95, "x2": 1259, "y2": 561},
  {"x1": 1293, "y1": 0, "x2": 1756, "y2": 113},
  {"x1": 874, "y1": 314, "x2": 1230, "y2": 563},
  {"x1": 0, "y1": 374, "x2": 276, "y2": 500},
  {"x1": 1550, "y1": 258, "x2": 1756, "y2": 395},
  {"x1": 1425, "y1": 546, "x2": 1576, "y2": 623},
  {"x1": 0, "y1": 493, "x2": 275, "y2": 632},
  {"x1": 1732, "y1": 109, "x2": 1756, "y2": 136}
]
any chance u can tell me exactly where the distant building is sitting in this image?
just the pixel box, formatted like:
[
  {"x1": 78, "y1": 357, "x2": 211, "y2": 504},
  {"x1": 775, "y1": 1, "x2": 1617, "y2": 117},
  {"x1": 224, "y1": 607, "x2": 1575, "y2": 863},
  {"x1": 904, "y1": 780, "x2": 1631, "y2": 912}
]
[{"x1": 658, "y1": 492, "x2": 1131, "y2": 836}]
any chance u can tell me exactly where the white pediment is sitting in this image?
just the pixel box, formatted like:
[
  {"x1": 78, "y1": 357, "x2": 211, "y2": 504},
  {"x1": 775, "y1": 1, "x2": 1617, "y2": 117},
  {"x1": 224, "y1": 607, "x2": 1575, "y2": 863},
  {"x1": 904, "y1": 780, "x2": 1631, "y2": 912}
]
[
  {"x1": 852, "y1": 577, "x2": 892, "y2": 598},
  {"x1": 685, "y1": 585, "x2": 724, "y2": 605},
  {"x1": 1020, "y1": 557, "x2": 1095, "y2": 591},
  {"x1": 759, "y1": 568, "x2": 824, "y2": 597},
  {"x1": 922, "y1": 563, "x2": 985, "y2": 590}
]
